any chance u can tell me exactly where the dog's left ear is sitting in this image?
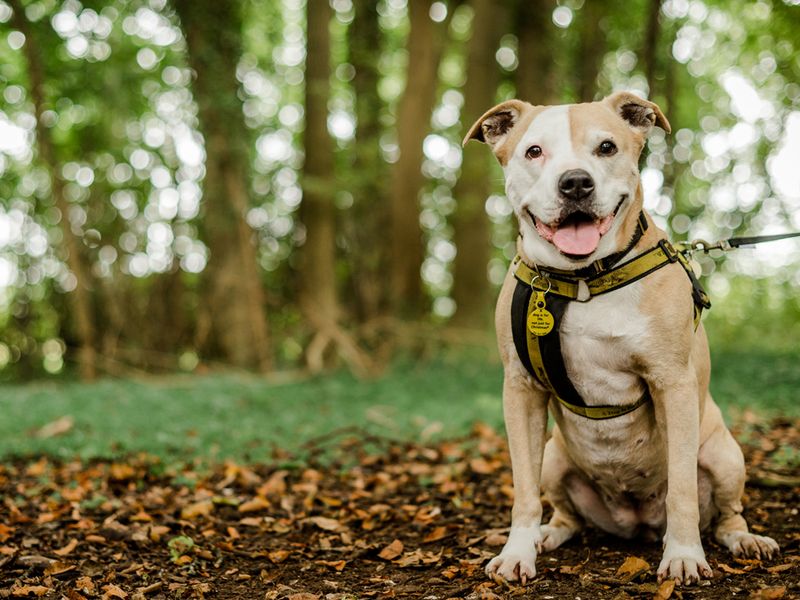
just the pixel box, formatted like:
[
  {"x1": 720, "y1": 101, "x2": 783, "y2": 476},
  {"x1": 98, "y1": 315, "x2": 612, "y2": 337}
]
[
  {"x1": 462, "y1": 99, "x2": 532, "y2": 149},
  {"x1": 605, "y1": 91, "x2": 671, "y2": 134}
]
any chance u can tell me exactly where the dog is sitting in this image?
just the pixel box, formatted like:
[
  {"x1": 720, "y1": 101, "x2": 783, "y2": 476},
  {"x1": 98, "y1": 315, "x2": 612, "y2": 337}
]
[{"x1": 463, "y1": 91, "x2": 779, "y2": 584}]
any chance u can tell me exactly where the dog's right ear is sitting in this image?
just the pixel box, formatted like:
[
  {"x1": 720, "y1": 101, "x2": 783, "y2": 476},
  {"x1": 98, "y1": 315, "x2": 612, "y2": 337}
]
[{"x1": 462, "y1": 100, "x2": 531, "y2": 153}]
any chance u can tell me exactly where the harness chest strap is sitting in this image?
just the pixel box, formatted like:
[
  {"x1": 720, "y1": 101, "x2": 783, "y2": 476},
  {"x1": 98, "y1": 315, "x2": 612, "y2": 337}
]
[{"x1": 510, "y1": 239, "x2": 710, "y2": 420}]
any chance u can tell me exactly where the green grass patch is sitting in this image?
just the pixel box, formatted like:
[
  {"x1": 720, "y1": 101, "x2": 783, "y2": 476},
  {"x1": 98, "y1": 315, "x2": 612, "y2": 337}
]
[{"x1": 1, "y1": 350, "x2": 797, "y2": 463}]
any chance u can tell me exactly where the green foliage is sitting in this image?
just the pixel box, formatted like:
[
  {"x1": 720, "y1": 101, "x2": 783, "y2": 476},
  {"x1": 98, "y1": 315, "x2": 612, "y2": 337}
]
[{"x1": 0, "y1": 0, "x2": 798, "y2": 379}]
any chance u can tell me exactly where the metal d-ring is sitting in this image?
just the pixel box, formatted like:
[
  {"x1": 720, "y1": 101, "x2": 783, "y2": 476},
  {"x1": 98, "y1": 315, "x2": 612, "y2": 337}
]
[{"x1": 529, "y1": 274, "x2": 552, "y2": 295}]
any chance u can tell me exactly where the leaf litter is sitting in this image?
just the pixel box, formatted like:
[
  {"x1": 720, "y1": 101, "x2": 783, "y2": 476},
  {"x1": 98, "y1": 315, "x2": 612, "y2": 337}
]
[{"x1": 0, "y1": 419, "x2": 798, "y2": 599}]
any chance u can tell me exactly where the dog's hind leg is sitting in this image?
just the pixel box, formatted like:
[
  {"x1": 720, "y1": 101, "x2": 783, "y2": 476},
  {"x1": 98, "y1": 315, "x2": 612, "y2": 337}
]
[
  {"x1": 540, "y1": 432, "x2": 584, "y2": 551},
  {"x1": 699, "y1": 400, "x2": 779, "y2": 560}
]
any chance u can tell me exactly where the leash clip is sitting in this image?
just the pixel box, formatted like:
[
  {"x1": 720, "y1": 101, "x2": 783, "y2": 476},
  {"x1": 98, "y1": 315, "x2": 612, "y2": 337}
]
[{"x1": 686, "y1": 238, "x2": 731, "y2": 253}]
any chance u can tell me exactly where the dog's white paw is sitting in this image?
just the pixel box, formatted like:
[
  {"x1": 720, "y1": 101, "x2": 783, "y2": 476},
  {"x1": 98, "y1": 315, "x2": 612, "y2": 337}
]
[
  {"x1": 485, "y1": 526, "x2": 540, "y2": 584},
  {"x1": 485, "y1": 550, "x2": 537, "y2": 584},
  {"x1": 657, "y1": 541, "x2": 712, "y2": 585},
  {"x1": 540, "y1": 523, "x2": 576, "y2": 552},
  {"x1": 720, "y1": 531, "x2": 779, "y2": 560}
]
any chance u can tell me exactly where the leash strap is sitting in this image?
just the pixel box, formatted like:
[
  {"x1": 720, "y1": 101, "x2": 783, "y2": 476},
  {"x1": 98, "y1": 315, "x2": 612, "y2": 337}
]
[{"x1": 677, "y1": 231, "x2": 800, "y2": 253}]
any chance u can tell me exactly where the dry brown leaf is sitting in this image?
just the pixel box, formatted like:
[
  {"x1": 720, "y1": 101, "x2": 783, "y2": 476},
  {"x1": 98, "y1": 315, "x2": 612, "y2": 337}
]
[
  {"x1": 268, "y1": 549, "x2": 290, "y2": 564},
  {"x1": 749, "y1": 587, "x2": 786, "y2": 600},
  {"x1": 109, "y1": 463, "x2": 135, "y2": 481},
  {"x1": 718, "y1": 562, "x2": 747, "y2": 574},
  {"x1": 315, "y1": 559, "x2": 346, "y2": 571},
  {"x1": 75, "y1": 576, "x2": 96, "y2": 594},
  {"x1": 0, "y1": 523, "x2": 14, "y2": 543},
  {"x1": 102, "y1": 583, "x2": 128, "y2": 599},
  {"x1": 469, "y1": 457, "x2": 497, "y2": 474},
  {"x1": 484, "y1": 532, "x2": 508, "y2": 546},
  {"x1": 766, "y1": 563, "x2": 794, "y2": 573},
  {"x1": 395, "y1": 549, "x2": 423, "y2": 567},
  {"x1": 286, "y1": 594, "x2": 320, "y2": 600},
  {"x1": 11, "y1": 585, "x2": 52, "y2": 597},
  {"x1": 654, "y1": 578, "x2": 675, "y2": 600},
  {"x1": 378, "y1": 539, "x2": 404, "y2": 560},
  {"x1": 45, "y1": 560, "x2": 76, "y2": 576},
  {"x1": 181, "y1": 500, "x2": 214, "y2": 520},
  {"x1": 559, "y1": 563, "x2": 583, "y2": 575},
  {"x1": 306, "y1": 516, "x2": 344, "y2": 532},
  {"x1": 53, "y1": 538, "x2": 79, "y2": 556},
  {"x1": 423, "y1": 526, "x2": 448, "y2": 543},
  {"x1": 616, "y1": 555, "x2": 650, "y2": 582},
  {"x1": 33, "y1": 415, "x2": 74, "y2": 439},
  {"x1": 238, "y1": 496, "x2": 270, "y2": 513}
]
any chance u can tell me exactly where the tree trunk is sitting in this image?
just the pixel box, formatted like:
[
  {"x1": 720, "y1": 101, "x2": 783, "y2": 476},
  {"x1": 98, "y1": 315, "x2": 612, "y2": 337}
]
[
  {"x1": 450, "y1": 0, "x2": 506, "y2": 327},
  {"x1": 174, "y1": 0, "x2": 271, "y2": 371},
  {"x1": 641, "y1": 0, "x2": 663, "y2": 97},
  {"x1": 10, "y1": 0, "x2": 97, "y2": 380},
  {"x1": 299, "y1": 0, "x2": 338, "y2": 327},
  {"x1": 389, "y1": 0, "x2": 450, "y2": 318},
  {"x1": 575, "y1": 0, "x2": 607, "y2": 101},
  {"x1": 514, "y1": 0, "x2": 558, "y2": 105},
  {"x1": 346, "y1": 0, "x2": 387, "y2": 323}
]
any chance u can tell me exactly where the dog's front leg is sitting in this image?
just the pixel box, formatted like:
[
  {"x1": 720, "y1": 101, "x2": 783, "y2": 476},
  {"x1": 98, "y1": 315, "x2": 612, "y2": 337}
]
[
  {"x1": 651, "y1": 373, "x2": 713, "y2": 584},
  {"x1": 485, "y1": 371, "x2": 548, "y2": 584}
]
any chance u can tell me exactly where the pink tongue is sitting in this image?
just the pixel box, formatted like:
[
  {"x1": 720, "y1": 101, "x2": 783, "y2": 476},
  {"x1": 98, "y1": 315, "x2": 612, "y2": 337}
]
[{"x1": 552, "y1": 220, "x2": 601, "y2": 255}]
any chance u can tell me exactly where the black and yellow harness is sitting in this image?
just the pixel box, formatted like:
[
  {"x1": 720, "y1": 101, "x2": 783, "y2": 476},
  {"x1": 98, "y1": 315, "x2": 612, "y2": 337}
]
[{"x1": 511, "y1": 212, "x2": 711, "y2": 420}]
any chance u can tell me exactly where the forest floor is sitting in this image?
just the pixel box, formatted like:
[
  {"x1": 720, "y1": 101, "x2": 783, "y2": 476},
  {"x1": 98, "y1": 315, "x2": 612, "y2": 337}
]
[{"x1": 1, "y1": 416, "x2": 798, "y2": 600}]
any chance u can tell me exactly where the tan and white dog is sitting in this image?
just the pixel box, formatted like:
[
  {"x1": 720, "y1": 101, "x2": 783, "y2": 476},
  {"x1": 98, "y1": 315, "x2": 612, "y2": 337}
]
[{"x1": 464, "y1": 92, "x2": 779, "y2": 584}]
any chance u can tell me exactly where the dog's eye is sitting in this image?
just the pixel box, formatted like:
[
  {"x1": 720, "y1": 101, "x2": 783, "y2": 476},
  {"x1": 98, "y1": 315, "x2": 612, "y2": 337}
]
[
  {"x1": 597, "y1": 140, "x2": 617, "y2": 156},
  {"x1": 525, "y1": 145, "x2": 543, "y2": 159}
]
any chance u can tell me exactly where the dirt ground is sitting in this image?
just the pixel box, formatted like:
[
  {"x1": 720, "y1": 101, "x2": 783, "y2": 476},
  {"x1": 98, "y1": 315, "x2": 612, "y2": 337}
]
[{"x1": 0, "y1": 418, "x2": 798, "y2": 600}]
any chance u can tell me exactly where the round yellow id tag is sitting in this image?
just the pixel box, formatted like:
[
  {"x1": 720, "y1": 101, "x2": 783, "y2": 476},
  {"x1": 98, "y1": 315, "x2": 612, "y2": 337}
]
[{"x1": 528, "y1": 309, "x2": 554, "y2": 336}]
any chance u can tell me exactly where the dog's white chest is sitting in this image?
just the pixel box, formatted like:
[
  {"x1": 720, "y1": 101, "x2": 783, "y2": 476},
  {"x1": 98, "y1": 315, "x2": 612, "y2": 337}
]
[{"x1": 557, "y1": 282, "x2": 650, "y2": 403}]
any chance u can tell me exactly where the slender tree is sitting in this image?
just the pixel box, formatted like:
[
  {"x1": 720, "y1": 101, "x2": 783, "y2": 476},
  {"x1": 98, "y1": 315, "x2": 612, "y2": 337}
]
[
  {"x1": 9, "y1": 0, "x2": 98, "y2": 380},
  {"x1": 514, "y1": 0, "x2": 558, "y2": 105},
  {"x1": 389, "y1": 0, "x2": 451, "y2": 317},
  {"x1": 173, "y1": 0, "x2": 271, "y2": 371},
  {"x1": 450, "y1": 0, "x2": 507, "y2": 326},
  {"x1": 346, "y1": 0, "x2": 387, "y2": 323},
  {"x1": 641, "y1": 0, "x2": 664, "y2": 97},
  {"x1": 575, "y1": 0, "x2": 608, "y2": 101}
]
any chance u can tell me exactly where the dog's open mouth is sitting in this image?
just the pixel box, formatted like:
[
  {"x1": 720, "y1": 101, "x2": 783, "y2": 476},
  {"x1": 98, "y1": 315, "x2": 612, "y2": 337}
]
[{"x1": 528, "y1": 196, "x2": 626, "y2": 258}]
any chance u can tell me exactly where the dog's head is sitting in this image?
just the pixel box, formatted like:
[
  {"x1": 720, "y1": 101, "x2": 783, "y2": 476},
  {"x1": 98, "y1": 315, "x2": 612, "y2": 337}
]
[{"x1": 464, "y1": 92, "x2": 670, "y2": 269}]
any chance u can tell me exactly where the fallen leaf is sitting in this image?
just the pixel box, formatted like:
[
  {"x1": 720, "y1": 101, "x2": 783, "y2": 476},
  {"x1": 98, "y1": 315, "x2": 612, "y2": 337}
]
[
  {"x1": 718, "y1": 562, "x2": 747, "y2": 574},
  {"x1": 559, "y1": 563, "x2": 583, "y2": 575},
  {"x1": 238, "y1": 496, "x2": 270, "y2": 513},
  {"x1": 181, "y1": 500, "x2": 214, "y2": 520},
  {"x1": 53, "y1": 538, "x2": 78, "y2": 556},
  {"x1": 75, "y1": 576, "x2": 96, "y2": 594},
  {"x1": 11, "y1": 585, "x2": 52, "y2": 597},
  {"x1": 306, "y1": 516, "x2": 344, "y2": 532},
  {"x1": 749, "y1": 587, "x2": 786, "y2": 600},
  {"x1": 102, "y1": 583, "x2": 128, "y2": 599},
  {"x1": 109, "y1": 463, "x2": 135, "y2": 481},
  {"x1": 766, "y1": 563, "x2": 794, "y2": 573},
  {"x1": 654, "y1": 578, "x2": 675, "y2": 599},
  {"x1": 33, "y1": 415, "x2": 74, "y2": 439},
  {"x1": 286, "y1": 594, "x2": 319, "y2": 600},
  {"x1": 315, "y1": 559, "x2": 346, "y2": 571},
  {"x1": 484, "y1": 532, "x2": 508, "y2": 546},
  {"x1": 423, "y1": 526, "x2": 448, "y2": 543},
  {"x1": 616, "y1": 555, "x2": 650, "y2": 582},
  {"x1": 0, "y1": 523, "x2": 14, "y2": 542},
  {"x1": 268, "y1": 549, "x2": 290, "y2": 564},
  {"x1": 378, "y1": 539, "x2": 404, "y2": 560}
]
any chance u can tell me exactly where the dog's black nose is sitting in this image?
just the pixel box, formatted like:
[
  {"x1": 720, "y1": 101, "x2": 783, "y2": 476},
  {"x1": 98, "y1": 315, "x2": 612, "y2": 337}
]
[{"x1": 558, "y1": 169, "x2": 595, "y2": 202}]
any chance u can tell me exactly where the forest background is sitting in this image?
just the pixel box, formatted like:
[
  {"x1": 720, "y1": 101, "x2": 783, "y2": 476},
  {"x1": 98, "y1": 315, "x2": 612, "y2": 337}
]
[{"x1": 0, "y1": 0, "x2": 799, "y2": 384}]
